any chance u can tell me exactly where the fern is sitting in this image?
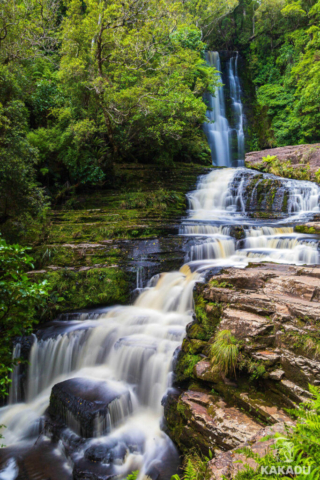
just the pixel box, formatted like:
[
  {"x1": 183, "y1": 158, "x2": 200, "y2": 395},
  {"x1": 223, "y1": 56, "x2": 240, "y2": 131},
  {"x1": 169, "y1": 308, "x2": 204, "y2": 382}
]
[
  {"x1": 173, "y1": 450, "x2": 212, "y2": 480},
  {"x1": 124, "y1": 471, "x2": 139, "y2": 480},
  {"x1": 233, "y1": 385, "x2": 320, "y2": 480}
]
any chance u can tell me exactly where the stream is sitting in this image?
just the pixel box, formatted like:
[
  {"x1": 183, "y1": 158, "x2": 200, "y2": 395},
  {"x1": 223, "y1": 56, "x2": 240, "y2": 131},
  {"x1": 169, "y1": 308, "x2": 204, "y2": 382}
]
[{"x1": 1, "y1": 53, "x2": 320, "y2": 480}]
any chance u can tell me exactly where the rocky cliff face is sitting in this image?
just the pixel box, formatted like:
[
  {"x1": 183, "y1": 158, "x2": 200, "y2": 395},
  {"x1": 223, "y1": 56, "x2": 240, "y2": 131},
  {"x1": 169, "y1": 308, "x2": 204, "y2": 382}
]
[{"x1": 165, "y1": 263, "x2": 320, "y2": 477}]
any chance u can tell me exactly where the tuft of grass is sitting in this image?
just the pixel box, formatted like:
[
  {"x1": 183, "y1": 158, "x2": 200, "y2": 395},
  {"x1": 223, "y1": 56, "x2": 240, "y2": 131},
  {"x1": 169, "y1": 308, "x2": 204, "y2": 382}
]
[{"x1": 210, "y1": 330, "x2": 240, "y2": 376}]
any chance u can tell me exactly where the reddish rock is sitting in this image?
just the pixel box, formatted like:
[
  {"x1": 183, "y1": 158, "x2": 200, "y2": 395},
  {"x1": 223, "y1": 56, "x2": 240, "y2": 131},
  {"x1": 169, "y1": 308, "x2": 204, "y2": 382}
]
[{"x1": 245, "y1": 144, "x2": 320, "y2": 179}]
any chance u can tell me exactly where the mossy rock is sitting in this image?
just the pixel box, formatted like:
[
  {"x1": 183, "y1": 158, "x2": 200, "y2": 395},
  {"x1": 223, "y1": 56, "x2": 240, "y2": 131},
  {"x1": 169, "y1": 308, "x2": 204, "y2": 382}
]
[
  {"x1": 175, "y1": 352, "x2": 202, "y2": 383},
  {"x1": 36, "y1": 266, "x2": 131, "y2": 320}
]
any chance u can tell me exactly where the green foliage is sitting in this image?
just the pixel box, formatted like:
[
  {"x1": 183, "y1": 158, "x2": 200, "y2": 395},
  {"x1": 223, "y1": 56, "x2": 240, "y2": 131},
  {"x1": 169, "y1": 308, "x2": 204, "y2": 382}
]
[
  {"x1": 175, "y1": 353, "x2": 202, "y2": 382},
  {"x1": 171, "y1": 449, "x2": 213, "y2": 480},
  {"x1": 255, "y1": 155, "x2": 311, "y2": 180},
  {"x1": 124, "y1": 471, "x2": 139, "y2": 480},
  {"x1": 0, "y1": 237, "x2": 50, "y2": 396},
  {"x1": 234, "y1": 385, "x2": 320, "y2": 480},
  {"x1": 210, "y1": 330, "x2": 240, "y2": 376},
  {"x1": 0, "y1": 93, "x2": 49, "y2": 226},
  {"x1": 56, "y1": 0, "x2": 217, "y2": 171},
  {"x1": 208, "y1": 0, "x2": 320, "y2": 149},
  {"x1": 0, "y1": 0, "x2": 217, "y2": 240},
  {"x1": 41, "y1": 267, "x2": 129, "y2": 319}
]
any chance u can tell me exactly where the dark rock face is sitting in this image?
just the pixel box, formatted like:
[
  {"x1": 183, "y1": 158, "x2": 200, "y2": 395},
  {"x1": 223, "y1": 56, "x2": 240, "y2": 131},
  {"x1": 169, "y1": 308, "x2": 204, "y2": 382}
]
[
  {"x1": 229, "y1": 169, "x2": 290, "y2": 217},
  {"x1": 0, "y1": 438, "x2": 73, "y2": 480},
  {"x1": 49, "y1": 378, "x2": 132, "y2": 438}
]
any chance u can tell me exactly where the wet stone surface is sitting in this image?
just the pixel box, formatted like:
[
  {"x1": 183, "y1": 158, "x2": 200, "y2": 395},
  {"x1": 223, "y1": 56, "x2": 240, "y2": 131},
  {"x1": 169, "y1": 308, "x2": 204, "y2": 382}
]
[{"x1": 49, "y1": 378, "x2": 132, "y2": 438}]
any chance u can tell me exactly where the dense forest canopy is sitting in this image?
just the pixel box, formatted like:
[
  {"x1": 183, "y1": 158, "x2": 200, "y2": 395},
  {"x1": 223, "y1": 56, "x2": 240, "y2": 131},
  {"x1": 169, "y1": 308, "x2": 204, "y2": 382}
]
[{"x1": 1, "y1": 0, "x2": 320, "y2": 239}]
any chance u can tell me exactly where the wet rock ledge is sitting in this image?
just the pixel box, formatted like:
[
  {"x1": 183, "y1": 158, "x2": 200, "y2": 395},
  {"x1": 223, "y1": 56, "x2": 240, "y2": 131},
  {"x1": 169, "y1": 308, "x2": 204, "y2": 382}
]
[{"x1": 165, "y1": 263, "x2": 320, "y2": 477}]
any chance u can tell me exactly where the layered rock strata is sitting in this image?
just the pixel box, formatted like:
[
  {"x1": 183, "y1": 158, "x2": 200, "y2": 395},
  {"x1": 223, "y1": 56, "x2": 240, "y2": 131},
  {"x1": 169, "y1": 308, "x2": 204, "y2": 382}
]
[{"x1": 165, "y1": 263, "x2": 320, "y2": 462}]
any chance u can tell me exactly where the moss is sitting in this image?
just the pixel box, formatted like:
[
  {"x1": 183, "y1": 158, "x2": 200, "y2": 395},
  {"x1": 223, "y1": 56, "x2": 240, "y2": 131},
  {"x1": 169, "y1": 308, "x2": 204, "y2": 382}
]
[
  {"x1": 252, "y1": 155, "x2": 311, "y2": 181},
  {"x1": 295, "y1": 225, "x2": 318, "y2": 234},
  {"x1": 36, "y1": 266, "x2": 130, "y2": 320},
  {"x1": 3, "y1": 163, "x2": 210, "y2": 247},
  {"x1": 182, "y1": 338, "x2": 207, "y2": 355},
  {"x1": 209, "y1": 280, "x2": 234, "y2": 289},
  {"x1": 281, "y1": 331, "x2": 320, "y2": 360},
  {"x1": 187, "y1": 323, "x2": 209, "y2": 341},
  {"x1": 175, "y1": 352, "x2": 201, "y2": 383}
]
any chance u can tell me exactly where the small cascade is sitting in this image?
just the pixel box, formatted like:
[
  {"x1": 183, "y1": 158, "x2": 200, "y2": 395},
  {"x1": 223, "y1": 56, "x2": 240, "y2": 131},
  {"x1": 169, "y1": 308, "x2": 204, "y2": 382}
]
[
  {"x1": 0, "y1": 269, "x2": 199, "y2": 479},
  {"x1": 8, "y1": 344, "x2": 21, "y2": 405},
  {"x1": 187, "y1": 168, "x2": 320, "y2": 222},
  {"x1": 188, "y1": 237, "x2": 235, "y2": 261},
  {"x1": 228, "y1": 54, "x2": 245, "y2": 164},
  {"x1": 203, "y1": 51, "x2": 245, "y2": 167}
]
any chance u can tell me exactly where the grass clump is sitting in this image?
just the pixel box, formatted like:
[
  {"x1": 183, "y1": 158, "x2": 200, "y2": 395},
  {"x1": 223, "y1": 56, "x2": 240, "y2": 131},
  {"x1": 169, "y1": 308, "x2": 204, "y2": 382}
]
[{"x1": 210, "y1": 330, "x2": 240, "y2": 377}]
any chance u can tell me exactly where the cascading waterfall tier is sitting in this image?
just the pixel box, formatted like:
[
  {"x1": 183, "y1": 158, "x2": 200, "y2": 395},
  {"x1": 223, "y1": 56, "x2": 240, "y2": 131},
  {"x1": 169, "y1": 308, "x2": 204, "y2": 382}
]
[
  {"x1": 203, "y1": 51, "x2": 245, "y2": 167},
  {"x1": 181, "y1": 168, "x2": 320, "y2": 271},
  {"x1": 187, "y1": 167, "x2": 320, "y2": 221}
]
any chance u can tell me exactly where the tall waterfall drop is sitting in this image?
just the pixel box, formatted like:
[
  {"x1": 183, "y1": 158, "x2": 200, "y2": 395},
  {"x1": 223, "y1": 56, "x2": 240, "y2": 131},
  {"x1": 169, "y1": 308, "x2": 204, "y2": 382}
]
[{"x1": 203, "y1": 51, "x2": 245, "y2": 167}]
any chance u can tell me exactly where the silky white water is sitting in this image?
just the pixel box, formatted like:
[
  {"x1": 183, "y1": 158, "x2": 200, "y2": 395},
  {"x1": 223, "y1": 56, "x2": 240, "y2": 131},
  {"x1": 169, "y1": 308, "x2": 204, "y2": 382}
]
[
  {"x1": 203, "y1": 52, "x2": 245, "y2": 167},
  {"x1": 182, "y1": 168, "x2": 320, "y2": 271},
  {"x1": 228, "y1": 54, "x2": 245, "y2": 163},
  {"x1": 0, "y1": 269, "x2": 199, "y2": 479}
]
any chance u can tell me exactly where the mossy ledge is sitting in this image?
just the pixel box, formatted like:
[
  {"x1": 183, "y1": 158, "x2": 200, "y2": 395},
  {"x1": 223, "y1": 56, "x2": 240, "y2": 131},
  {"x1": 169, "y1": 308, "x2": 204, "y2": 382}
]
[{"x1": 20, "y1": 163, "x2": 210, "y2": 317}]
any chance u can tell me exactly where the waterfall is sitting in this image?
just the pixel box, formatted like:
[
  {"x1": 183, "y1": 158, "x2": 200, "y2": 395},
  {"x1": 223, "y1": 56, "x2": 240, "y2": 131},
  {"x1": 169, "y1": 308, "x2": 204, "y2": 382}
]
[
  {"x1": 203, "y1": 51, "x2": 245, "y2": 167},
  {"x1": 180, "y1": 168, "x2": 320, "y2": 271},
  {"x1": 203, "y1": 52, "x2": 231, "y2": 167},
  {"x1": 0, "y1": 270, "x2": 199, "y2": 479},
  {"x1": 2, "y1": 52, "x2": 320, "y2": 478},
  {"x1": 228, "y1": 54, "x2": 245, "y2": 164},
  {"x1": 187, "y1": 168, "x2": 320, "y2": 222}
]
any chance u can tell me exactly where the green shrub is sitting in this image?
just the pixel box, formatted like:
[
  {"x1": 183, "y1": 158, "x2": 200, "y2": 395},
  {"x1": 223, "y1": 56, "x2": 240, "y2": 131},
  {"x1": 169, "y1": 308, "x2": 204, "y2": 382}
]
[{"x1": 171, "y1": 449, "x2": 212, "y2": 480}]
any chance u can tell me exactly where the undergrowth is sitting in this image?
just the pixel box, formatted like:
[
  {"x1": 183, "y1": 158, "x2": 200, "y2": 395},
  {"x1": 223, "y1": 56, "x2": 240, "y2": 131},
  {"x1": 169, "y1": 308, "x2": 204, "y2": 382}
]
[
  {"x1": 171, "y1": 449, "x2": 213, "y2": 480},
  {"x1": 254, "y1": 155, "x2": 311, "y2": 181},
  {"x1": 233, "y1": 385, "x2": 320, "y2": 480}
]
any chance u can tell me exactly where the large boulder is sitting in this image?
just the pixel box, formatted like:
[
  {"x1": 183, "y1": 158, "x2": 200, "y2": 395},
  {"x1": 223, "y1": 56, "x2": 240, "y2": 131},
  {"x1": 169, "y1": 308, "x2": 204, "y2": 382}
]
[
  {"x1": 164, "y1": 390, "x2": 262, "y2": 454},
  {"x1": 49, "y1": 378, "x2": 132, "y2": 438}
]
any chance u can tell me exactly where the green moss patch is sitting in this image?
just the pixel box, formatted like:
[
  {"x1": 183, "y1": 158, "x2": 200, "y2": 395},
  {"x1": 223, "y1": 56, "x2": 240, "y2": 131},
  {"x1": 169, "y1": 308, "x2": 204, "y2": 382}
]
[{"x1": 37, "y1": 267, "x2": 130, "y2": 320}]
